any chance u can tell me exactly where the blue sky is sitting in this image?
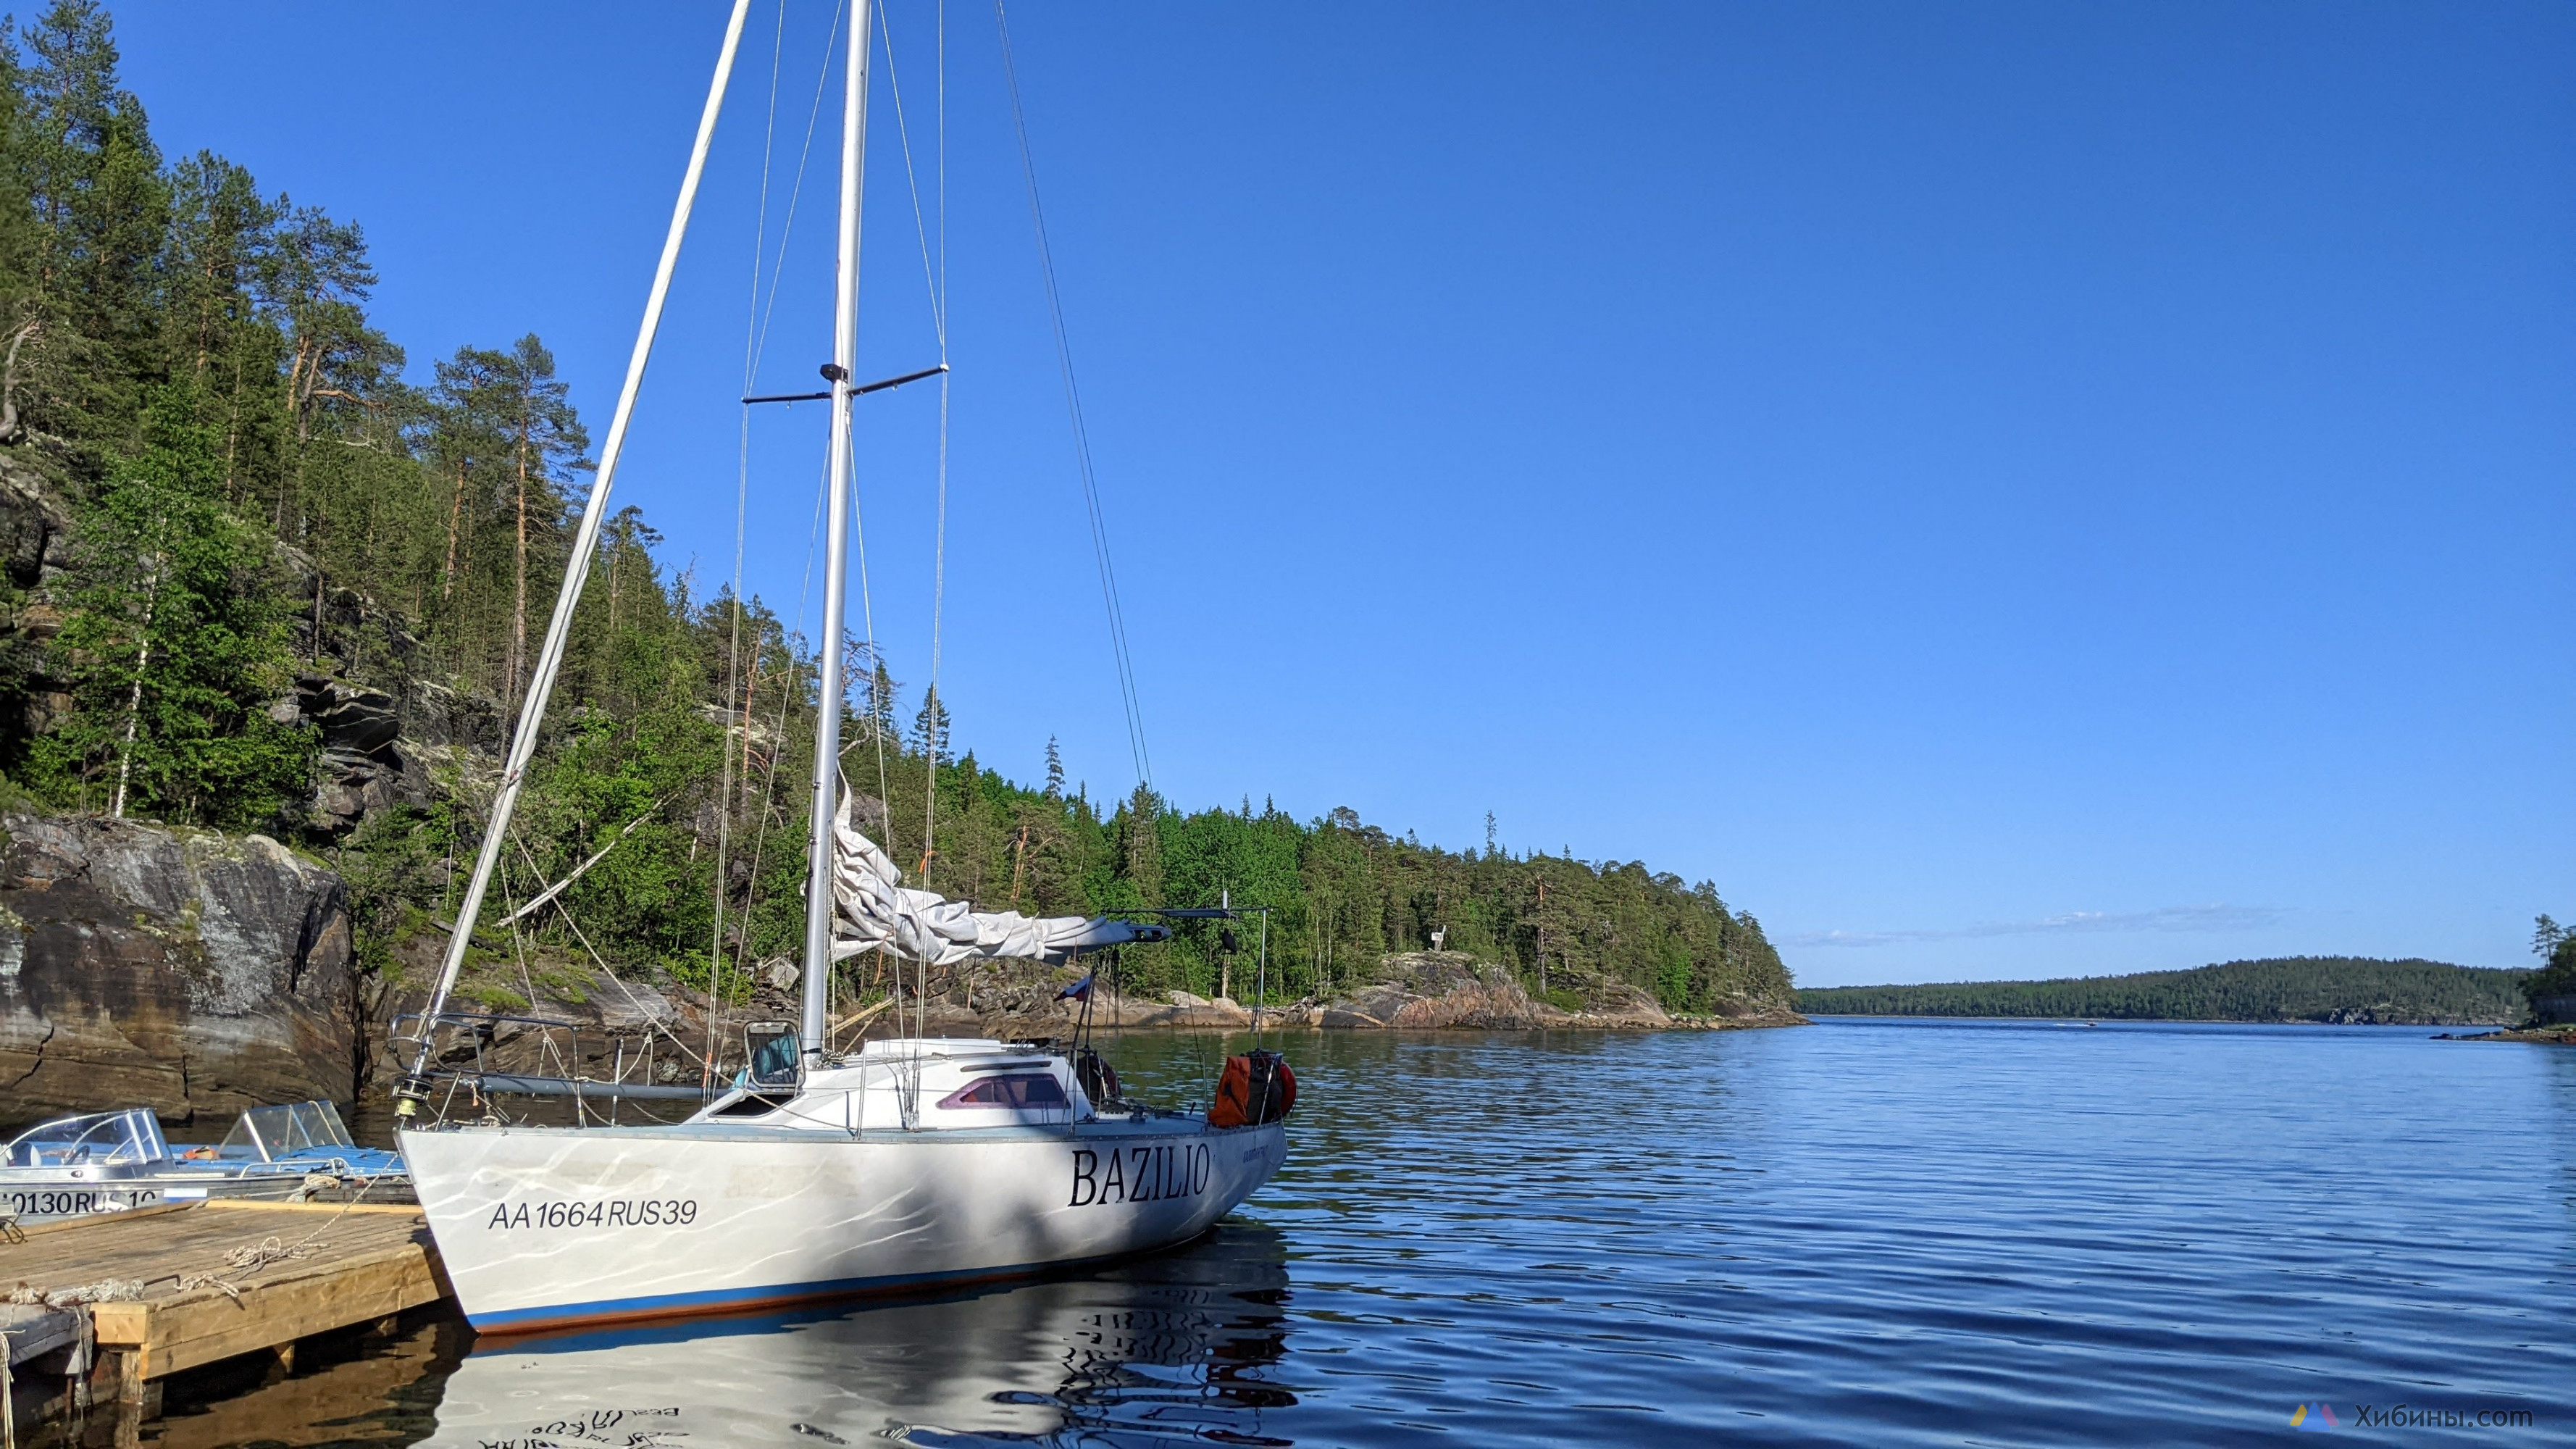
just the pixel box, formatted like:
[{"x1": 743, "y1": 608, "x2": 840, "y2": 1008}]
[{"x1": 109, "y1": 2, "x2": 2572, "y2": 987}]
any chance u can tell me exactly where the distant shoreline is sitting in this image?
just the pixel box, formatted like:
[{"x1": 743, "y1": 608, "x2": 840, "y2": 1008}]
[
  {"x1": 2433, "y1": 1024, "x2": 2576, "y2": 1045},
  {"x1": 1795, "y1": 956, "x2": 2529, "y2": 1029},
  {"x1": 1805, "y1": 1014, "x2": 2498, "y2": 1028}
]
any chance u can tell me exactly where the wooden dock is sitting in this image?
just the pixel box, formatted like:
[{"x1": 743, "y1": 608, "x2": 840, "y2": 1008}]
[{"x1": 2, "y1": 1198, "x2": 448, "y2": 1437}]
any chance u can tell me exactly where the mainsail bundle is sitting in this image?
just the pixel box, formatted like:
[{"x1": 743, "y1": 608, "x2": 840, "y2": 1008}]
[{"x1": 826, "y1": 791, "x2": 1166, "y2": 967}]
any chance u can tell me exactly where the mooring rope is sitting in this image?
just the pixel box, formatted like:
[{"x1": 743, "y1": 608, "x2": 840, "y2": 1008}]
[
  {"x1": 171, "y1": 1167, "x2": 391, "y2": 1302},
  {"x1": 175, "y1": 1237, "x2": 319, "y2": 1303},
  {"x1": 2, "y1": 1282, "x2": 141, "y2": 1309}
]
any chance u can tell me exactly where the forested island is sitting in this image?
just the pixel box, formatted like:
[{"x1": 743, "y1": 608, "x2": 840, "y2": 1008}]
[
  {"x1": 0, "y1": 1, "x2": 1793, "y2": 1051},
  {"x1": 1797, "y1": 957, "x2": 2530, "y2": 1025}
]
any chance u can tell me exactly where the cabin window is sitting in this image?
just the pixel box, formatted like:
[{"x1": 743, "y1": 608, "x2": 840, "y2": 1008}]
[
  {"x1": 937, "y1": 1074, "x2": 1069, "y2": 1110},
  {"x1": 743, "y1": 1023, "x2": 801, "y2": 1088}
]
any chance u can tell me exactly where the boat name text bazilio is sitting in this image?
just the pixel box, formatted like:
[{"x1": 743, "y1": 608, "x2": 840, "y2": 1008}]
[{"x1": 1070, "y1": 1143, "x2": 1213, "y2": 1208}]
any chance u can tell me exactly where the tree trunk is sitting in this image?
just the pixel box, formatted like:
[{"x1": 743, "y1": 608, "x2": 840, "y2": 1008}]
[
  {"x1": 222, "y1": 348, "x2": 246, "y2": 504},
  {"x1": 440, "y1": 461, "x2": 466, "y2": 602},
  {"x1": 193, "y1": 252, "x2": 219, "y2": 380},
  {"x1": 111, "y1": 540, "x2": 167, "y2": 820},
  {"x1": 509, "y1": 406, "x2": 530, "y2": 713},
  {"x1": 275, "y1": 338, "x2": 311, "y2": 534}
]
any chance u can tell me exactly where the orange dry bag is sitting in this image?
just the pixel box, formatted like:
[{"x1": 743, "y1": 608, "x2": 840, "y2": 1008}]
[{"x1": 1210, "y1": 1050, "x2": 1297, "y2": 1128}]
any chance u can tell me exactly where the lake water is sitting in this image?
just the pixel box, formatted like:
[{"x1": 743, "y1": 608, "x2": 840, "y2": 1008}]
[{"x1": 128, "y1": 1020, "x2": 2574, "y2": 1446}]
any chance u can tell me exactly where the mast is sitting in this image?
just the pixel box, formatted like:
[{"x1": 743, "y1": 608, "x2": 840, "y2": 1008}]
[
  {"x1": 802, "y1": 0, "x2": 874, "y2": 1065},
  {"x1": 397, "y1": 0, "x2": 753, "y2": 1120}
]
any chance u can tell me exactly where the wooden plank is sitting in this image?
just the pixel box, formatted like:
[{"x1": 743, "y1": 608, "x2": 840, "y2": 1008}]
[
  {"x1": 0, "y1": 1201, "x2": 452, "y2": 1382},
  {"x1": 1, "y1": 1202, "x2": 199, "y2": 1240},
  {"x1": 198, "y1": 1200, "x2": 422, "y2": 1216},
  {"x1": 91, "y1": 1239, "x2": 446, "y2": 1379},
  {"x1": 2, "y1": 1207, "x2": 427, "y2": 1289},
  {"x1": 0, "y1": 1301, "x2": 83, "y2": 1364}
]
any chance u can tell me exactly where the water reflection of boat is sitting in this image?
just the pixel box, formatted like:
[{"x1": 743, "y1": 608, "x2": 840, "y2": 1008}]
[
  {"x1": 0, "y1": 1101, "x2": 411, "y2": 1224},
  {"x1": 417, "y1": 1224, "x2": 1295, "y2": 1448}
]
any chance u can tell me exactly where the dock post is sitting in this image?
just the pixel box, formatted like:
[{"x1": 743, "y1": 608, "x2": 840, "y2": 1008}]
[{"x1": 109, "y1": 1349, "x2": 159, "y2": 1449}]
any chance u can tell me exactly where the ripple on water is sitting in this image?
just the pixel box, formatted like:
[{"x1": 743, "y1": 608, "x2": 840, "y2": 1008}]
[{"x1": 153, "y1": 1021, "x2": 2576, "y2": 1448}]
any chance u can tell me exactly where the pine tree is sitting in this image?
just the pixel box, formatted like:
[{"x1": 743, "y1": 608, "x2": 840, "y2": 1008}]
[
  {"x1": 910, "y1": 685, "x2": 951, "y2": 766},
  {"x1": 0, "y1": 4, "x2": 1803, "y2": 1021},
  {"x1": 26, "y1": 385, "x2": 309, "y2": 825},
  {"x1": 1118, "y1": 782, "x2": 1163, "y2": 906},
  {"x1": 162, "y1": 151, "x2": 273, "y2": 386},
  {"x1": 16, "y1": 0, "x2": 164, "y2": 438},
  {"x1": 493, "y1": 335, "x2": 586, "y2": 714},
  {"x1": 425, "y1": 345, "x2": 509, "y2": 648},
  {"x1": 850, "y1": 649, "x2": 898, "y2": 743}
]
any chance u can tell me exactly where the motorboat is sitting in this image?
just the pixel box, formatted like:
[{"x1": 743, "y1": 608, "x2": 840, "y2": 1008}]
[{"x1": 0, "y1": 1101, "x2": 410, "y2": 1225}]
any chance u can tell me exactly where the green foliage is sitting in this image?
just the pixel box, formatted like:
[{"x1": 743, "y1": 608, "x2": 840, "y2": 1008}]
[
  {"x1": 1796, "y1": 957, "x2": 2531, "y2": 1024},
  {"x1": 25, "y1": 385, "x2": 310, "y2": 824},
  {"x1": 868, "y1": 762, "x2": 1795, "y2": 1013},
  {"x1": 2522, "y1": 916, "x2": 2576, "y2": 1019},
  {"x1": 464, "y1": 983, "x2": 530, "y2": 1014},
  {"x1": 0, "y1": 4, "x2": 1796, "y2": 1017},
  {"x1": 334, "y1": 803, "x2": 455, "y2": 978}
]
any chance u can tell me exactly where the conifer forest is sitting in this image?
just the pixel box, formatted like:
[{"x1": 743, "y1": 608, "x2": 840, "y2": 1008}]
[{"x1": 0, "y1": 2, "x2": 1794, "y2": 1017}]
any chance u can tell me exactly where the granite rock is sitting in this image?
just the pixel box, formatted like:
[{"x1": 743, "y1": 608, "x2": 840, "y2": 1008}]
[{"x1": 0, "y1": 811, "x2": 359, "y2": 1129}]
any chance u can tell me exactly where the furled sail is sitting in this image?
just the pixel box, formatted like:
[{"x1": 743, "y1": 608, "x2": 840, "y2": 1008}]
[{"x1": 827, "y1": 790, "x2": 1167, "y2": 966}]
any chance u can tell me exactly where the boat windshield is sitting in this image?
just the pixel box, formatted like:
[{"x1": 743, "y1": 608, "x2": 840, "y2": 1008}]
[
  {"x1": 3, "y1": 1108, "x2": 169, "y2": 1169},
  {"x1": 218, "y1": 1101, "x2": 356, "y2": 1161}
]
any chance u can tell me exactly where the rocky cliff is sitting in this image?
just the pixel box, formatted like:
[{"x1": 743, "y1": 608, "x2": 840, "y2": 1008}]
[
  {"x1": 1282, "y1": 951, "x2": 1802, "y2": 1030},
  {"x1": 0, "y1": 811, "x2": 360, "y2": 1129},
  {"x1": 0, "y1": 821, "x2": 1800, "y2": 1134}
]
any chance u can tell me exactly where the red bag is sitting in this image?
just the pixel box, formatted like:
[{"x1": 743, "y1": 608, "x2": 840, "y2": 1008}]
[{"x1": 1210, "y1": 1051, "x2": 1297, "y2": 1128}]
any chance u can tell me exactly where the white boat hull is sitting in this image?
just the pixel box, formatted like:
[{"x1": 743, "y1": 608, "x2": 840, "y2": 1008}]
[{"x1": 403, "y1": 1116, "x2": 1287, "y2": 1332}]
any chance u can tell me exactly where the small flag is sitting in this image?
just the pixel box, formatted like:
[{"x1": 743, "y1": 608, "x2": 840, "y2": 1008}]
[{"x1": 1056, "y1": 972, "x2": 1095, "y2": 1003}]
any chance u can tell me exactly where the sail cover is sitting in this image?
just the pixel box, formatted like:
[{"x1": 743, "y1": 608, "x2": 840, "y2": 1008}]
[{"x1": 827, "y1": 790, "x2": 1168, "y2": 966}]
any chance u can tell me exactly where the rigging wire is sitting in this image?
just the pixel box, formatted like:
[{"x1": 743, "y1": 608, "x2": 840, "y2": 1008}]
[
  {"x1": 994, "y1": 0, "x2": 1151, "y2": 790},
  {"x1": 509, "y1": 831, "x2": 716, "y2": 1073},
  {"x1": 713, "y1": 0, "x2": 851, "y2": 1074},
  {"x1": 729, "y1": 451, "x2": 837, "y2": 998},
  {"x1": 876, "y1": 0, "x2": 955, "y2": 1058},
  {"x1": 750, "y1": 0, "x2": 851, "y2": 380},
  {"x1": 877, "y1": 0, "x2": 951, "y2": 891},
  {"x1": 931, "y1": 0, "x2": 946, "y2": 1053},
  {"x1": 708, "y1": 0, "x2": 792, "y2": 1089},
  {"x1": 846, "y1": 414, "x2": 890, "y2": 851}
]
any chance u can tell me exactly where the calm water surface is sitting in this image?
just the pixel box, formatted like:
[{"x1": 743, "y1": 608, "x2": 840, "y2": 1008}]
[{"x1": 135, "y1": 1021, "x2": 2576, "y2": 1446}]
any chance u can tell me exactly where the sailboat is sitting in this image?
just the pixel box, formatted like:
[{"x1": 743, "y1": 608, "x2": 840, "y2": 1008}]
[{"x1": 394, "y1": 0, "x2": 1292, "y2": 1335}]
